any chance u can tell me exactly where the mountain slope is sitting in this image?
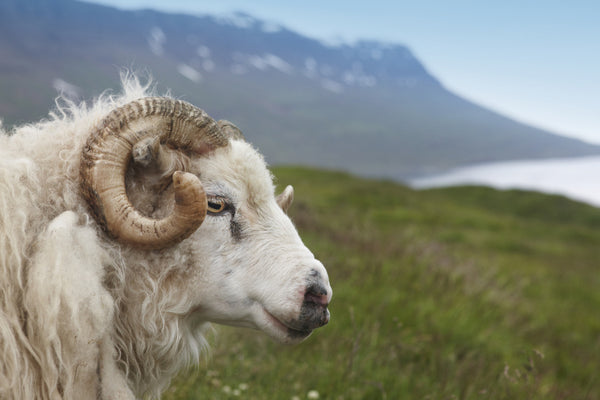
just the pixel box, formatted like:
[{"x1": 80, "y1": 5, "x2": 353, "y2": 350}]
[{"x1": 1, "y1": 0, "x2": 599, "y2": 178}]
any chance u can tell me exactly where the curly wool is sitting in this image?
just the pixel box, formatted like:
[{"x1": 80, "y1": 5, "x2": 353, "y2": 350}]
[{"x1": 0, "y1": 74, "x2": 211, "y2": 399}]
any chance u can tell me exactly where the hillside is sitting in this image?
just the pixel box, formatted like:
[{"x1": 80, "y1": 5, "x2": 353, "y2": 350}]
[
  {"x1": 163, "y1": 167, "x2": 599, "y2": 399},
  {"x1": 1, "y1": 0, "x2": 600, "y2": 178}
]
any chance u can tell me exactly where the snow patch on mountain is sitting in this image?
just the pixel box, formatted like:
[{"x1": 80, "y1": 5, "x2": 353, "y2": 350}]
[
  {"x1": 52, "y1": 78, "x2": 81, "y2": 99},
  {"x1": 232, "y1": 53, "x2": 294, "y2": 75},
  {"x1": 196, "y1": 45, "x2": 211, "y2": 58},
  {"x1": 303, "y1": 58, "x2": 318, "y2": 79},
  {"x1": 320, "y1": 79, "x2": 344, "y2": 93},
  {"x1": 177, "y1": 64, "x2": 202, "y2": 83},
  {"x1": 148, "y1": 26, "x2": 166, "y2": 56},
  {"x1": 261, "y1": 21, "x2": 282, "y2": 34},
  {"x1": 218, "y1": 12, "x2": 256, "y2": 29}
]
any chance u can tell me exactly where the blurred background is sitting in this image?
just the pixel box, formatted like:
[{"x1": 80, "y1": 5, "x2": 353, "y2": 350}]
[{"x1": 2, "y1": 0, "x2": 599, "y2": 398}]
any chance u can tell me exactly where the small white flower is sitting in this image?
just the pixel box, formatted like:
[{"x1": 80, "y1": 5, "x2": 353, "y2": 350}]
[
  {"x1": 238, "y1": 383, "x2": 249, "y2": 391},
  {"x1": 307, "y1": 390, "x2": 320, "y2": 399},
  {"x1": 222, "y1": 385, "x2": 232, "y2": 394},
  {"x1": 291, "y1": 396, "x2": 301, "y2": 400},
  {"x1": 233, "y1": 389, "x2": 241, "y2": 396}
]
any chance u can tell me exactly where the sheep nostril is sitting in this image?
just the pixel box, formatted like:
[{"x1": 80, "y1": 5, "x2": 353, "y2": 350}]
[{"x1": 304, "y1": 284, "x2": 329, "y2": 306}]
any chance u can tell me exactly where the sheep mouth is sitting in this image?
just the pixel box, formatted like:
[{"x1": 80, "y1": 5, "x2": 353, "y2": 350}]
[{"x1": 263, "y1": 308, "x2": 313, "y2": 341}]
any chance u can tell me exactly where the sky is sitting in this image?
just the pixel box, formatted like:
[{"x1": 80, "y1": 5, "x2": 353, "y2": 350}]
[{"x1": 85, "y1": 0, "x2": 600, "y2": 144}]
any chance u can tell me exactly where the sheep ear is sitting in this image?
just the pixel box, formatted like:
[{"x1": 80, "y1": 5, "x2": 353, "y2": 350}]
[{"x1": 276, "y1": 185, "x2": 294, "y2": 214}]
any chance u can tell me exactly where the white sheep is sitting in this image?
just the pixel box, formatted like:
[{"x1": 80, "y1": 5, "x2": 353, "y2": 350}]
[{"x1": 0, "y1": 76, "x2": 332, "y2": 399}]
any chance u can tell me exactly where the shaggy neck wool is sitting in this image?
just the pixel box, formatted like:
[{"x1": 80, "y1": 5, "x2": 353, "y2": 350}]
[{"x1": 0, "y1": 75, "x2": 212, "y2": 399}]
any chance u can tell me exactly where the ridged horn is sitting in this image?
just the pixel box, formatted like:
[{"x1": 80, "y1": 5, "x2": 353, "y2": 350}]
[
  {"x1": 218, "y1": 120, "x2": 245, "y2": 141},
  {"x1": 80, "y1": 97, "x2": 229, "y2": 249}
]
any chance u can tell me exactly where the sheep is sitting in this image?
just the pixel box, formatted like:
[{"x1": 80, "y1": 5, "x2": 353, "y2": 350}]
[{"x1": 0, "y1": 76, "x2": 332, "y2": 399}]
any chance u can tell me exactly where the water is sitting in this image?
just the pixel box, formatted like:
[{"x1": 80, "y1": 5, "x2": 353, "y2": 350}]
[{"x1": 409, "y1": 156, "x2": 600, "y2": 208}]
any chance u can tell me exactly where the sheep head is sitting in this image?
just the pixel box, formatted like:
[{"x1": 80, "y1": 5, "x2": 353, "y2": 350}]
[{"x1": 79, "y1": 97, "x2": 332, "y2": 348}]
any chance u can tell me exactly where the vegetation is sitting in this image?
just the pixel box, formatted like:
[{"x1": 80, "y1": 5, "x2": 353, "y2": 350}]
[{"x1": 164, "y1": 167, "x2": 600, "y2": 399}]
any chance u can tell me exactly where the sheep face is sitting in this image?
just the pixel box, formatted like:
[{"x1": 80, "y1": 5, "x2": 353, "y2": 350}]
[{"x1": 182, "y1": 140, "x2": 332, "y2": 344}]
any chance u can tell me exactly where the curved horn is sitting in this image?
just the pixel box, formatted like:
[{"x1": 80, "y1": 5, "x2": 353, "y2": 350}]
[
  {"x1": 80, "y1": 97, "x2": 229, "y2": 249},
  {"x1": 218, "y1": 119, "x2": 245, "y2": 141}
]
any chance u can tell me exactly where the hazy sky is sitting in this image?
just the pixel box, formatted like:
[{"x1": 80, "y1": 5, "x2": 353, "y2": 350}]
[{"x1": 85, "y1": 0, "x2": 600, "y2": 144}]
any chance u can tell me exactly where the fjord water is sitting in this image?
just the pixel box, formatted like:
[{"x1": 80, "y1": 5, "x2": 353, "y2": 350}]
[{"x1": 409, "y1": 155, "x2": 600, "y2": 207}]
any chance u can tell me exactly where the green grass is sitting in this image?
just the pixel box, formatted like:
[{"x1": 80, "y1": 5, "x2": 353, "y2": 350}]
[{"x1": 164, "y1": 167, "x2": 600, "y2": 400}]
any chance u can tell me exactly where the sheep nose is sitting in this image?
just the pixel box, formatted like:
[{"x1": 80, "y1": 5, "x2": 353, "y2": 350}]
[
  {"x1": 304, "y1": 283, "x2": 330, "y2": 307},
  {"x1": 299, "y1": 283, "x2": 331, "y2": 329}
]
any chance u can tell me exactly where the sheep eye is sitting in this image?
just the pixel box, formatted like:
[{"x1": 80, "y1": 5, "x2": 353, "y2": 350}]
[{"x1": 207, "y1": 197, "x2": 230, "y2": 215}]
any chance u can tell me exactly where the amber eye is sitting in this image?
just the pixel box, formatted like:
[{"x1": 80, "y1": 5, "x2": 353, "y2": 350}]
[{"x1": 207, "y1": 197, "x2": 230, "y2": 215}]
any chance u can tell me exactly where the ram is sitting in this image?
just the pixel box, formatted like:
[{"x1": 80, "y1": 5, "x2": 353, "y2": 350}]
[{"x1": 0, "y1": 78, "x2": 332, "y2": 399}]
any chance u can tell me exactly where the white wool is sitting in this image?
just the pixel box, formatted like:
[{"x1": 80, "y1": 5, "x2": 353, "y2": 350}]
[
  {"x1": 0, "y1": 73, "x2": 332, "y2": 399},
  {"x1": 0, "y1": 74, "x2": 205, "y2": 399}
]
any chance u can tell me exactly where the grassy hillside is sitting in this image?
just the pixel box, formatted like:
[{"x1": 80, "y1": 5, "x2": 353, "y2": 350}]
[{"x1": 164, "y1": 167, "x2": 600, "y2": 400}]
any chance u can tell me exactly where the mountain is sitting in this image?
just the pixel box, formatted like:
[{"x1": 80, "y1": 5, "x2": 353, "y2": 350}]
[{"x1": 1, "y1": 0, "x2": 599, "y2": 178}]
